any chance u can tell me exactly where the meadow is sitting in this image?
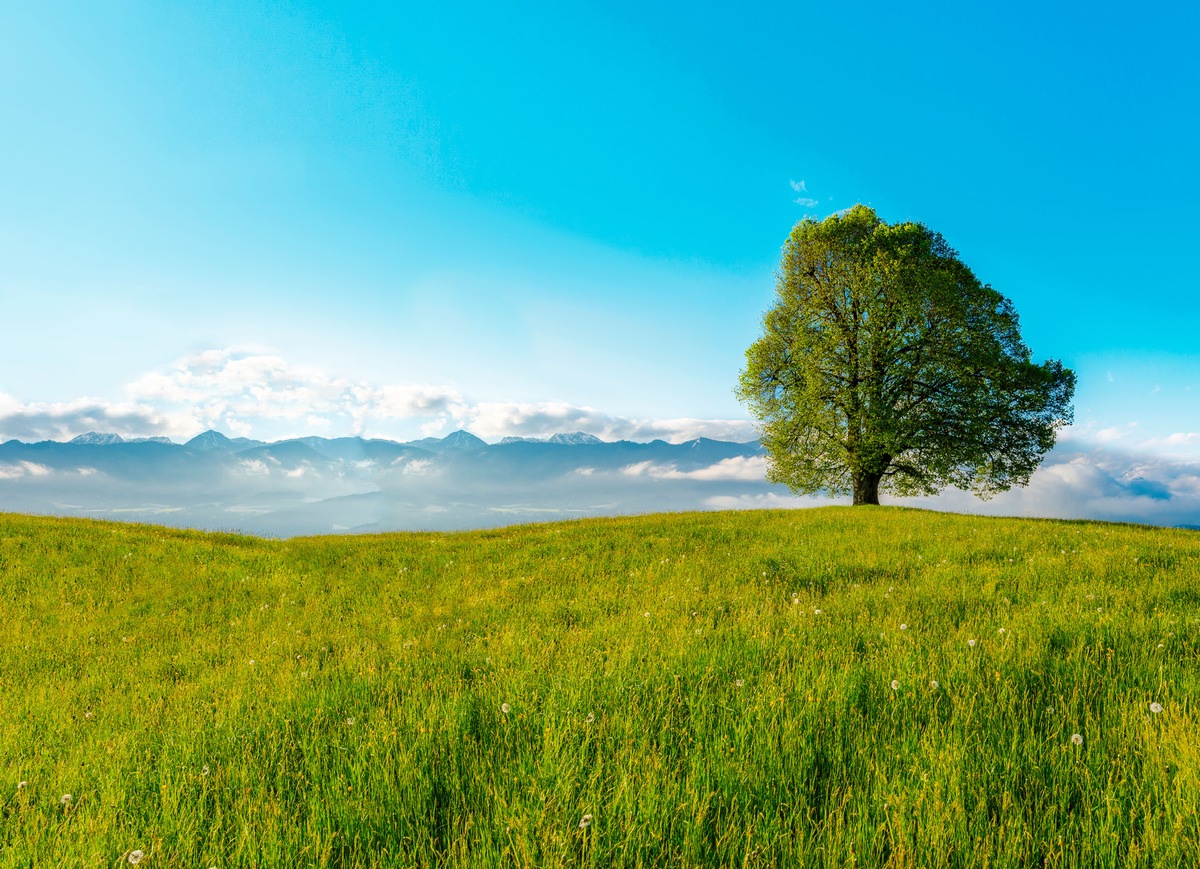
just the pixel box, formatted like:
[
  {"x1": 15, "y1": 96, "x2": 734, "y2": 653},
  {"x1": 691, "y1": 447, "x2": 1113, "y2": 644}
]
[{"x1": 1, "y1": 506, "x2": 1198, "y2": 867}]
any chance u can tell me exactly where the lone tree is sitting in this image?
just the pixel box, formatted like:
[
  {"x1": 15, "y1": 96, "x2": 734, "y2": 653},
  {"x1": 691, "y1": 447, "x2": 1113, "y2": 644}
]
[{"x1": 737, "y1": 205, "x2": 1075, "y2": 506}]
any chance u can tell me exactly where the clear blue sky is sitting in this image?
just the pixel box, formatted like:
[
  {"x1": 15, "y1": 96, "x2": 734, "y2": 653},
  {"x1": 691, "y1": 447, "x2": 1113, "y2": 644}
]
[{"x1": 1, "y1": 1, "x2": 1197, "y2": 463}]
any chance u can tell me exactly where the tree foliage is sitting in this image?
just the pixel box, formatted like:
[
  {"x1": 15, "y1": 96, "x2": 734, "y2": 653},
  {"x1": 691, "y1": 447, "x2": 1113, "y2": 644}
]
[{"x1": 737, "y1": 205, "x2": 1076, "y2": 506}]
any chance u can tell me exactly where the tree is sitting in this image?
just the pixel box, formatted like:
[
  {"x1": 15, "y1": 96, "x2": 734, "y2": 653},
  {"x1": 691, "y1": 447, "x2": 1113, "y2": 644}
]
[{"x1": 737, "y1": 205, "x2": 1075, "y2": 506}]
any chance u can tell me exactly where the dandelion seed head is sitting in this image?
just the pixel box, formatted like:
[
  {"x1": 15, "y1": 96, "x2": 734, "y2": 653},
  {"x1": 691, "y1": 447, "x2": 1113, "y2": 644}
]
[
  {"x1": 60, "y1": 794, "x2": 72, "y2": 805},
  {"x1": 586, "y1": 712, "x2": 595, "y2": 724},
  {"x1": 201, "y1": 765, "x2": 209, "y2": 776},
  {"x1": 578, "y1": 813, "x2": 593, "y2": 829},
  {"x1": 899, "y1": 624, "x2": 907, "y2": 631},
  {"x1": 1071, "y1": 733, "x2": 1084, "y2": 746},
  {"x1": 17, "y1": 781, "x2": 27, "y2": 789},
  {"x1": 968, "y1": 639, "x2": 977, "y2": 647},
  {"x1": 890, "y1": 680, "x2": 900, "y2": 691},
  {"x1": 1150, "y1": 702, "x2": 1163, "y2": 714},
  {"x1": 128, "y1": 850, "x2": 145, "y2": 865},
  {"x1": 813, "y1": 609, "x2": 821, "y2": 615},
  {"x1": 501, "y1": 703, "x2": 510, "y2": 715}
]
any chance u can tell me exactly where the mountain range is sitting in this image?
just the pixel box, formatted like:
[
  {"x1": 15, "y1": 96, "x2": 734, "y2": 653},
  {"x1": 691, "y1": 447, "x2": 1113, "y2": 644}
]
[{"x1": 0, "y1": 429, "x2": 778, "y2": 536}]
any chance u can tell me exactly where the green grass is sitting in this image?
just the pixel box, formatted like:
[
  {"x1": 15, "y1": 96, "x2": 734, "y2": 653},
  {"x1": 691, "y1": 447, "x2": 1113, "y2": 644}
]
[{"x1": 2, "y1": 506, "x2": 1199, "y2": 867}]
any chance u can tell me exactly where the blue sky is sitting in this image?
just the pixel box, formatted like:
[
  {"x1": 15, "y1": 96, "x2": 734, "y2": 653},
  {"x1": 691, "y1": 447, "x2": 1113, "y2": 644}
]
[{"x1": 1, "y1": 1, "x2": 1198, "y2": 519}]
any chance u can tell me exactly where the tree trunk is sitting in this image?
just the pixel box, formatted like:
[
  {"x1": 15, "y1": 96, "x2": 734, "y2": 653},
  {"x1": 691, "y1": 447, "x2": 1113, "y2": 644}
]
[{"x1": 852, "y1": 471, "x2": 881, "y2": 505}]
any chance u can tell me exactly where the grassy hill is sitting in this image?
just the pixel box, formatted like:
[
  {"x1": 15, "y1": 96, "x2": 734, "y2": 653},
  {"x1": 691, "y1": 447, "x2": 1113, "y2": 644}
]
[{"x1": 2, "y1": 507, "x2": 1198, "y2": 867}]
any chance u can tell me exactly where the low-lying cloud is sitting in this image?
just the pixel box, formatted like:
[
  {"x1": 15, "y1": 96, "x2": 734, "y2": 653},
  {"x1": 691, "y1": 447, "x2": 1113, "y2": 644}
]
[
  {"x1": 0, "y1": 461, "x2": 52, "y2": 480},
  {"x1": 622, "y1": 455, "x2": 768, "y2": 481},
  {"x1": 901, "y1": 446, "x2": 1200, "y2": 528}
]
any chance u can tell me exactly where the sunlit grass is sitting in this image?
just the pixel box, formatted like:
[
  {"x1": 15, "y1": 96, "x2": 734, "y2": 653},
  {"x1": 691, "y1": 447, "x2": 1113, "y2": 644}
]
[{"x1": 2, "y1": 507, "x2": 1198, "y2": 866}]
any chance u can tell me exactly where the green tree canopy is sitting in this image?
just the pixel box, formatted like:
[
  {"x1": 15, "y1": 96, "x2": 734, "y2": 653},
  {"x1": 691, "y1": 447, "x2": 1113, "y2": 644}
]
[{"x1": 737, "y1": 205, "x2": 1075, "y2": 506}]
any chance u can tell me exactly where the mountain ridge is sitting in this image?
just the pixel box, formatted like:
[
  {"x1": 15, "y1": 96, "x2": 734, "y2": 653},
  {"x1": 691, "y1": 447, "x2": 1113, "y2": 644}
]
[
  {"x1": 35, "y1": 429, "x2": 758, "y2": 451},
  {"x1": 0, "y1": 428, "x2": 770, "y2": 535}
]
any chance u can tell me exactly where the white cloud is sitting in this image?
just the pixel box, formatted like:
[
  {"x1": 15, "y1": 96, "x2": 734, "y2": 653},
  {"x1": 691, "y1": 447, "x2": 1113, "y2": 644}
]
[
  {"x1": 1, "y1": 349, "x2": 760, "y2": 446},
  {"x1": 789, "y1": 180, "x2": 819, "y2": 207},
  {"x1": 400, "y1": 458, "x2": 434, "y2": 476},
  {"x1": 238, "y1": 459, "x2": 271, "y2": 476},
  {"x1": 0, "y1": 393, "x2": 177, "y2": 443},
  {"x1": 1093, "y1": 423, "x2": 1138, "y2": 444},
  {"x1": 126, "y1": 349, "x2": 463, "y2": 440},
  {"x1": 895, "y1": 445, "x2": 1200, "y2": 527},
  {"x1": 621, "y1": 461, "x2": 656, "y2": 477},
  {"x1": 0, "y1": 461, "x2": 52, "y2": 480},
  {"x1": 459, "y1": 401, "x2": 756, "y2": 444},
  {"x1": 620, "y1": 455, "x2": 768, "y2": 481},
  {"x1": 684, "y1": 455, "x2": 768, "y2": 481}
]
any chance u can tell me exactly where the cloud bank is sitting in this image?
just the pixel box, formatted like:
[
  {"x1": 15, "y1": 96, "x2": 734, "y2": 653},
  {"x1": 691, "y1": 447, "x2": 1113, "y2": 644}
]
[
  {"x1": 0, "y1": 349, "x2": 755, "y2": 446},
  {"x1": 1, "y1": 348, "x2": 1197, "y2": 532},
  {"x1": 898, "y1": 446, "x2": 1200, "y2": 528}
]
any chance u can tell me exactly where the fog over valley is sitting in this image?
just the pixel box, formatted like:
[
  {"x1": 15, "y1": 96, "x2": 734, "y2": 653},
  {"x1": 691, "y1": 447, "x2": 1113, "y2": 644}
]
[{"x1": 2, "y1": 428, "x2": 1197, "y2": 536}]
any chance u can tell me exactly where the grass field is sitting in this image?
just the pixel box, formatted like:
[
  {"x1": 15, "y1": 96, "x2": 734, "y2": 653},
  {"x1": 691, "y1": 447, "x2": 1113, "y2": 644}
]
[{"x1": 2, "y1": 506, "x2": 1198, "y2": 867}]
